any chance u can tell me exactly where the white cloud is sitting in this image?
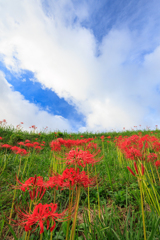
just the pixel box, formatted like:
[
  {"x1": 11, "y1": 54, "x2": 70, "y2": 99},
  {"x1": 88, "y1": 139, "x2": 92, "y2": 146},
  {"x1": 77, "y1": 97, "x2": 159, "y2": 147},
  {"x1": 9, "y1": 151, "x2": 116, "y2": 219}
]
[
  {"x1": 0, "y1": 0, "x2": 160, "y2": 132},
  {"x1": 0, "y1": 71, "x2": 72, "y2": 132}
]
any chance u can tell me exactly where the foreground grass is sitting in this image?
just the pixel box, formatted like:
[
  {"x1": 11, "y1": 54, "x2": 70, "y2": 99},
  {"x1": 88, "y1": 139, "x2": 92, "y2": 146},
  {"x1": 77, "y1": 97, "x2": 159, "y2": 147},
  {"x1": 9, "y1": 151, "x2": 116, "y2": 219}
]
[{"x1": 0, "y1": 125, "x2": 160, "y2": 239}]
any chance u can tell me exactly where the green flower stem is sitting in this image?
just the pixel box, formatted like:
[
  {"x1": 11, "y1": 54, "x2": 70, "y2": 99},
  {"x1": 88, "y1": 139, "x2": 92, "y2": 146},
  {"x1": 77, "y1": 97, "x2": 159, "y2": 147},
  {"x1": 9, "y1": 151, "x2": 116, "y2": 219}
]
[
  {"x1": 143, "y1": 173, "x2": 160, "y2": 215},
  {"x1": 66, "y1": 184, "x2": 74, "y2": 240},
  {"x1": 9, "y1": 156, "x2": 21, "y2": 224},
  {"x1": 26, "y1": 200, "x2": 33, "y2": 240},
  {"x1": 143, "y1": 165, "x2": 160, "y2": 214},
  {"x1": 149, "y1": 162, "x2": 156, "y2": 185},
  {"x1": 156, "y1": 166, "x2": 160, "y2": 182},
  {"x1": 87, "y1": 165, "x2": 91, "y2": 233},
  {"x1": 70, "y1": 186, "x2": 81, "y2": 240},
  {"x1": 0, "y1": 153, "x2": 7, "y2": 177},
  {"x1": 95, "y1": 166, "x2": 100, "y2": 218},
  {"x1": 40, "y1": 232, "x2": 43, "y2": 240},
  {"x1": 22, "y1": 155, "x2": 29, "y2": 179},
  {"x1": 50, "y1": 219, "x2": 53, "y2": 240},
  {"x1": 102, "y1": 141, "x2": 113, "y2": 191},
  {"x1": 138, "y1": 178, "x2": 146, "y2": 240}
]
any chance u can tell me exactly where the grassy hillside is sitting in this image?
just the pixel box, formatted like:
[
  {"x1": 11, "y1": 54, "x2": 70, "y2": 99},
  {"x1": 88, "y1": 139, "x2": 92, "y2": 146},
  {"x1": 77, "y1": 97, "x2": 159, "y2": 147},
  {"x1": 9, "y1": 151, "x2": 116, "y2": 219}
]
[{"x1": 0, "y1": 124, "x2": 160, "y2": 240}]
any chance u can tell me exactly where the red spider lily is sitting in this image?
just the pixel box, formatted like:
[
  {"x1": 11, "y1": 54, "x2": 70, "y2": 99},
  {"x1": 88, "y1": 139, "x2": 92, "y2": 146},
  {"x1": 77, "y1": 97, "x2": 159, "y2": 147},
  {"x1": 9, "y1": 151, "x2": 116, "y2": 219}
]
[
  {"x1": 44, "y1": 177, "x2": 56, "y2": 189},
  {"x1": 34, "y1": 146, "x2": 42, "y2": 153},
  {"x1": 31, "y1": 125, "x2": 37, "y2": 129},
  {"x1": 107, "y1": 136, "x2": 111, "y2": 139},
  {"x1": 127, "y1": 162, "x2": 145, "y2": 177},
  {"x1": 34, "y1": 146, "x2": 41, "y2": 150},
  {"x1": 63, "y1": 139, "x2": 74, "y2": 149},
  {"x1": 33, "y1": 142, "x2": 40, "y2": 146},
  {"x1": 16, "y1": 175, "x2": 44, "y2": 192},
  {"x1": 155, "y1": 161, "x2": 160, "y2": 168},
  {"x1": 2, "y1": 144, "x2": 11, "y2": 148},
  {"x1": 16, "y1": 175, "x2": 46, "y2": 201},
  {"x1": 85, "y1": 142, "x2": 97, "y2": 150},
  {"x1": 11, "y1": 146, "x2": 28, "y2": 156},
  {"x1": 11, "y1": 146, "x2": 21, "y2": 153},
  {"x1": 115, "y1": 134, "x2": 160, "y2": 164},
  {"x1": 59, "y1": 168, "x2": 95, "y2": 189},
  {"x1": 0, "y1": 137, "x2": 3, "y2": 140},
  {"x1": 100, "y1": 135, "x2": 105, "y2": 141},
  {"x1": 125, "y1": 146, "x2": 142, "y2": 160},
  {"x1": 17, "y1": 149, "x2": 28, "y2": 156},
  {"x1": 29, "y1": 186, "x2": 46, "y2": 201},
  {"x1": 152, "y1": 142, "x2": 160, "y2": 152},
  {"x1": 147, "y1": 153, "x2": 158, "y2": 162},
  {"x1": 141, "y1": 163, "x2": 145, "y2": 175},
  {"x1": 50, "y1": 140, "x2": 61, "y2": 152},
  {"x1": 50, "y1": 138, "x2": 94, "y2": 151},
  {"x1": 25, "y1": 143, "x2": 34, "y2": 148},
  {"x1": 12, "y1": 203, "x2": 67, "y2": 234},
  {"x1": 18, "y1": 142, "x2": 25, "y2": 146},
  {"x1": 127, "y1": 166, "x2": 136, "y2": 177},
  {"x1": 25, "y1": 140, "x2": 30, "y2": 143},
  {"x1": 44, "y1": 176, "x2": 62, "y2": 190},
  {"x1": 80, "y1": 135, "x2": 84, "y2": 138},
  {"x1": 134, "y1": 161, "x2": 139, "y2": 174},
  {"x1": 12, "y1": 148, "x2": 25, "y2": 155},
  {"x1": 65, "y1": 148, "x2": 101, "y2": 167}
]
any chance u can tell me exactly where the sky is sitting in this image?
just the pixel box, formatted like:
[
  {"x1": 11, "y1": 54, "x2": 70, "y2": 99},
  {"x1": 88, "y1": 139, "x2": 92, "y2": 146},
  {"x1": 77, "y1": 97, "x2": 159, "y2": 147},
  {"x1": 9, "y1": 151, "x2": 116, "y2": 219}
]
[{"x1": 0, "y1": 0, "x2": 160, "y2": 133}]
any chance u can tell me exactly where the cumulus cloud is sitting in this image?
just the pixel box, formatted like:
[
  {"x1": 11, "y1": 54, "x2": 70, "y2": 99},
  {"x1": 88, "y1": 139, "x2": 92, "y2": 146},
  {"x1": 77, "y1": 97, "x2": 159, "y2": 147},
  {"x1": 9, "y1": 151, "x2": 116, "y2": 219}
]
[{"x1": 0, "y1": 0, "x2": 160, "y2": 132}]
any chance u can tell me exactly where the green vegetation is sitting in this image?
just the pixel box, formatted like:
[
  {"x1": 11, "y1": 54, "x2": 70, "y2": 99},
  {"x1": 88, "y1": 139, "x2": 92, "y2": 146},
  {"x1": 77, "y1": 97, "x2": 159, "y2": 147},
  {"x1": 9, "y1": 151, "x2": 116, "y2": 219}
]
[{"x1": 0, "y1": 123, "x2": 160, "y2": 239}]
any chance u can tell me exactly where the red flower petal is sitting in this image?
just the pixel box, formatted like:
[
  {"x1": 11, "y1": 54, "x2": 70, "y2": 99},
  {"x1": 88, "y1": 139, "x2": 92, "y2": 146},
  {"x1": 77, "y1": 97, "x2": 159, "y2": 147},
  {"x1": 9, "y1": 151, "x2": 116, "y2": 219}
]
[
  {"x1": 134, "y1": 162, "x2": 139, "y2": 175},
  {"x1": 141, "y1": 163, "x2": 145, "y2": 175},
  {"x1": 127, "y1": 166, "x2": 136, "y2": 177}
]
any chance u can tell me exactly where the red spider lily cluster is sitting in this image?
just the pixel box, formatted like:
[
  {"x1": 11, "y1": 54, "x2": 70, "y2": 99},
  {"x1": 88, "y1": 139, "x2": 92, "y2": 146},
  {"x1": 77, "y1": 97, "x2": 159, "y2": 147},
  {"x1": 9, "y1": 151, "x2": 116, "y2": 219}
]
[
  {"x1": 0, "y1": 119, "x2": 7, "y2": 124},
  {"x1": 29, "y1": 125, "x2": 37, "y2": 130},
  {"x1": 1, "y1": 144, "x2": 29, "y2": 156},
  {"x1": 11, "y1": 146, "x2": 28, "y2": 156},
  {"x1": 65, "y1": 148, "x2": 102, "y2": 167},
  {"x1": 55, "y1": 168, "x2": 95, "y2": 189},
  {"x1": 14, "y1": 168, "x2": 97, "y2": 234},
  {"x1": 16, "y1": 122, "x2": 24, "y2": 130},
  {"x1": 16, "y1": 175, "x2": 46, "y2": 201},
  {"x1": 114, "y1": 134, "x2": 160, "y2": 165},
  {"x1": 0, "y1": 138, "x2": 45, "y2": 155},
  {"x1": 2, "y1": 119, "x2": 160, "y2": 238},
  {"x1": 13, "y1": 203, "x2": 68, "y2": 234},
  {"x1": 50, "y1": 137, "x2": 94, "y2": 152},
  {"x1": 9, "y1": 134, "x2": 102, "y2": 236}
]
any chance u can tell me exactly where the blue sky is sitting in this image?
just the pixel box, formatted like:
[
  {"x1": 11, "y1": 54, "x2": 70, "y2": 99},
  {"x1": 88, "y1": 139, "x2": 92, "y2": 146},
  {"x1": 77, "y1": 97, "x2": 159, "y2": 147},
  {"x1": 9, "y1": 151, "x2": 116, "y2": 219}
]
[
  {"x1": 0, "y1": 0, "x2": 160, "y2": 133},
  {"x1": 0, "y1": 61, "x2": 85, "y2": 130}
]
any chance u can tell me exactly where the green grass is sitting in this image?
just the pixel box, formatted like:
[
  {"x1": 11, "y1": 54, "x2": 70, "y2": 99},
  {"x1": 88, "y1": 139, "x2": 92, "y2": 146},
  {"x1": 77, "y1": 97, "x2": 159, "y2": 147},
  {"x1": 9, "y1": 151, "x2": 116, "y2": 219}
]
[{"x1": 1, "y1": 125, "x2": 160, "y2": 239}]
